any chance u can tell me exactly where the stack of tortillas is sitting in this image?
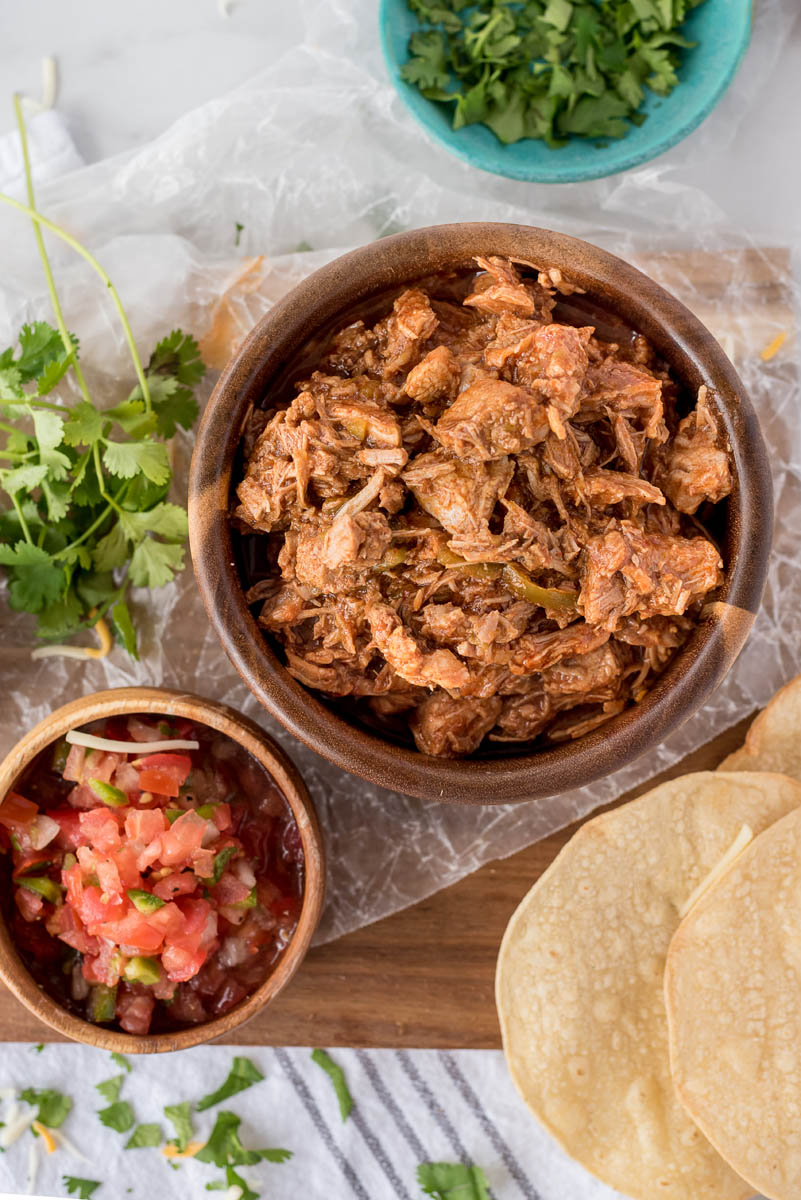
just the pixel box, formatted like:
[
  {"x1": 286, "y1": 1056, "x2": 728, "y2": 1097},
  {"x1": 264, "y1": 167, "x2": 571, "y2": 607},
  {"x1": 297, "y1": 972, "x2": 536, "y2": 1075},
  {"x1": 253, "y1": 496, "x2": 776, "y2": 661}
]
[{"x1": 496, "y1": 674, "x2": 801, "y2": 1200}]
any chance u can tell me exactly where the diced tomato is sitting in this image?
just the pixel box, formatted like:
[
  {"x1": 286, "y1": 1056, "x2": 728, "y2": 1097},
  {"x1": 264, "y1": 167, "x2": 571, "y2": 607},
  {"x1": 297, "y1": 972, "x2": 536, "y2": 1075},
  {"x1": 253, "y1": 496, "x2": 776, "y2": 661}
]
[
  {"x1": 99, "y1": 909, "x2": 164, "y2": 953},
  {"x1": 83, "y1": 750, "x2": 119, "y2": 785},
  {"x1": 49, "y1": 905, "x2": 101, "y2": 957},
  {"x1": 210, "y1": 977, "x2": 248, "y2": 1015},
  {"x1": 62, "y1": 744, "x2": 86, "y2": 782},
  {"x1": 113, "y1": 761, "x2": 141, "y2": 798},
  {"x1": 82, "y1": 939, "x2": 122, "y2": 986},
  {"x1": 111, "y1": 844, "x2": 143, "y2": 890},
  {"x1": 166, "y1": 985, "x2": 206, "y2": 1024},
  {"x1": 78, "y1": 884, "x2": 126, "y2": 928},
  {"x1": 79, "y1": 808, "x2": 122, "y2": 853},
  {"x1": 161, "y1": 942, "x2": 208, "y2": 983},
  {"x1": 48, "y1": 808, "x2": 85, "y2": 850},
  {"x1": 135, "y1": 754, "x2": 191, "y2": 798},
  {"x1": 96, "y1": 857, "x2": 123, "y2": 897},
  {"x1": 152, "y1": 871, "x2": 198, "y2": 901},
  {"x1": 135, "y1": 837, "x2": 164, "y2": 873},
  {"x1": 124, "y1": 809, "x2": 167, "y2": 843},
  {"x1": 175, "y1": 897, "x2": 214, "y2": 940},
  {"x1": 145, "y1": 901, "x2": 185, "y2": 939},
  {"x1": 15, "y1": 887, "x2": 44, "y2": 922},
  {"x1": 0, "y1": 792, "x2": 38, "y2": 832},
  {"x1": 159, "y1": 811, "x2": 207, "y2": 866},
  {"x1": 190, "y1": 848, "x2": 215, "y2": 879},
  {"x1": 117, "y1": 987, "x2": 155, "y2": 1035},
  {"x1": 211, "y1": 802, "x2": 232, "y2": 832}
]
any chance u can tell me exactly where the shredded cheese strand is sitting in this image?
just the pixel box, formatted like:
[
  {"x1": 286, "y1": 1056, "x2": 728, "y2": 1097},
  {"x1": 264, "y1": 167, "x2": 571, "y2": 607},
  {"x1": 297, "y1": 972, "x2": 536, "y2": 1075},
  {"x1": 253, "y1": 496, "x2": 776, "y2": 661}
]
[
  {"x1": 761, "y1": 330, "x2": 788, "y2": 362},
  {"x1": 66, "y1": 730, "x2": 200, "y2": 754},
  {"x1": 31, "y1": 615, "x2": 113, "y2": 662},
  {"x1": 26, "y1": 1137, "x2": 39, "y2": 1195},
  {"x1": 32, "y1": 1121, "x2": 56, "y2": 1154},
  {"x1": 40, "y1": 57, "x2": 58, "y2": 110},
  {"x1": 50, "y1": 1127, "x2": 92, "y2": 1164},
  {"x1": 0, "y1": 1108, "x2": 36, "y2": 1148},
  {"x1": 163, "y1": 1140, "x2": 205, "y2": 1159},
  {"x1": 678, "y1": 824, "x2": 754, "y2": 919}
]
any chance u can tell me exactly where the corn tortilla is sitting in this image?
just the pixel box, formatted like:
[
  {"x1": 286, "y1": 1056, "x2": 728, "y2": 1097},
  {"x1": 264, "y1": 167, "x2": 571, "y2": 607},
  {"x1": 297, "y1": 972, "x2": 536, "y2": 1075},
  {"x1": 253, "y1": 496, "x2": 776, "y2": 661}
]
[
  {"x1": 666, "y1": 803, "x2": 801, "y2": 1200},
  {"x1": 720, "y1": 673, "x2": 801, "y2": 777},
  {"x1": 495, "y1": 771, "x2": 801, "y2": 1200}
]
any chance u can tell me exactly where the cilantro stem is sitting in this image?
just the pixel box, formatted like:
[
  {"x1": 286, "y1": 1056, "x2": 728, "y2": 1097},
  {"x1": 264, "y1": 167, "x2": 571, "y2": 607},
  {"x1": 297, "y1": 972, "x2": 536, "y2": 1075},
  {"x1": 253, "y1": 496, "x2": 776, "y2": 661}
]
[
  {"x1": 0, "y1": 419, "x2": 20, "y2": 435},
  {"x1": 0, "y1": 192, "x2": 153, "y2": 414},
  {"x1": 53, "y1": 492, "x2": 123, "y2": 561},
  {"x1": 92, "y1": 442, "x2": 122, "y2": 513},
  {"x1": 10, "y1": 492, "x2": 33, "y2": 543},
  {"x1": 13, "y1": 94, "x2": 92, "y2": 408}
]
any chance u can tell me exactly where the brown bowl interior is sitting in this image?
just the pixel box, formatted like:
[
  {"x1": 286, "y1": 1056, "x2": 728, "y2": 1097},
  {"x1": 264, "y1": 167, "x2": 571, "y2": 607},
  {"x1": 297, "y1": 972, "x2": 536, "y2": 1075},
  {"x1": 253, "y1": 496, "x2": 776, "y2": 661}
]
[
  {"x1": 189, "y1": 222, "x2": 773, "y2": 805},
  {"x1": 0, "y1": 687, "x2": 325, "y2": 1053}
]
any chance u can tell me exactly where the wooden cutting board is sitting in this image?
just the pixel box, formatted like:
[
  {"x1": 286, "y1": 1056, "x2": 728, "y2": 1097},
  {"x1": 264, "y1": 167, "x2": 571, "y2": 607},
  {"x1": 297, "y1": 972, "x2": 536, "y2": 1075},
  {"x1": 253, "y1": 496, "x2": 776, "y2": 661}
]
[
  {"x1": 0, "y1": 245, "x2": 792, "y2": 1047},
  {"x1": 0, "y1": 715, "x2": 754, "y2": 1048}
]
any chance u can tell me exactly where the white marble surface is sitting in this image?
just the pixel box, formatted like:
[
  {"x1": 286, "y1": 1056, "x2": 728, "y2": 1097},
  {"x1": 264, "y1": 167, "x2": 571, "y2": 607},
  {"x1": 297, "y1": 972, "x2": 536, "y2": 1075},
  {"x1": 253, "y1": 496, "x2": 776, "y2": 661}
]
[{"x1": 1, "y1": 0, "x2": 801, "y2": 242}]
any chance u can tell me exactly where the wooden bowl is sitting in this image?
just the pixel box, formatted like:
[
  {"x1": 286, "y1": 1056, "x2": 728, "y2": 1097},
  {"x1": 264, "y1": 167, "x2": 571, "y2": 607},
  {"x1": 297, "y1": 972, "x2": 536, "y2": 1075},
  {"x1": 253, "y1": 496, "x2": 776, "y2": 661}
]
[
  {"x1": 189, "y1": 222, "x2": 772, "y2": 805},
  {"x1": 0, "y1": 687, "x2": 325, "y2": 1053}
]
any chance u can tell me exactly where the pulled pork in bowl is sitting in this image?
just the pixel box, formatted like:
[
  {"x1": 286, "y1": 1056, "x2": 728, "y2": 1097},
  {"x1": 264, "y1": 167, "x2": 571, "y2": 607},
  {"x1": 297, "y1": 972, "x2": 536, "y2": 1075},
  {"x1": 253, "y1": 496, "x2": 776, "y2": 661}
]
[{"x1": 189, "y1": 224, "x2": 771, "y2": 804}]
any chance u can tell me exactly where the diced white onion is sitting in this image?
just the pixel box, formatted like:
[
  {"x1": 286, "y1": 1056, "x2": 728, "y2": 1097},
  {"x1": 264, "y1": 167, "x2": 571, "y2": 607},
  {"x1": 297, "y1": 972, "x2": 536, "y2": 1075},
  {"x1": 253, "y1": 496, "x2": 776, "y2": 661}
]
[
  {"x1": 218, "y1": 936, "x2": 250, "y2": 968},
  {"x1": 66, "y1": 730, "x2": 199, "y2": 754},
  {"x1": 233, "y1": 859, "x2": 256, "y2": 889},
  {"x1": 51, "y1": 1127, "x2": 92, "y2": 1164},
  {"x1": 0, "y1": 1108, "x2": 36, "y2": 1148},
  {"x1": 71, "y1": 962, "x2": 89, "y2": 1002},
  {"x1": 30, "y1": 815, "x2": 60, "y2": 850},
  {"x1": 201, "y1": 822, "x2": 219, "y2": 847},
  {"x1": 26, "y1": 1136, "x2": 39, "y2": 1194},
  {"x1": 0, "y1": 1087, "x2": 17, "y2": 1102}
]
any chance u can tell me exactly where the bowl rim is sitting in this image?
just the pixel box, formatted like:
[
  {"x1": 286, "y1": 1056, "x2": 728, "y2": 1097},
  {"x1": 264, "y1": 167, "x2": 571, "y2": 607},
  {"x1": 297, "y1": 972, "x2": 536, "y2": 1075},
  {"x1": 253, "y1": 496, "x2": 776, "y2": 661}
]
[
  {"x1": 377, "y1": 0, "x2": 753, "y2": 183},
  {"x1": 0, "y1": 686, "x2": 325, "y2": 1053},
  {"x1": 188, "y1": 221, "x2": 773, "y2": 805}
]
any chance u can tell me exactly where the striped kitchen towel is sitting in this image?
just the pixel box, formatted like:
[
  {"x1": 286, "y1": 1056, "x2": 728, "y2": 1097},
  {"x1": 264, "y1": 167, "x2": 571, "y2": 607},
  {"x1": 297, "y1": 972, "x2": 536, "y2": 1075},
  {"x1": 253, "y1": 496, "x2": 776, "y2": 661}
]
[{"x1": 0, "y1": 1043, "x2": 625, "y2": 1198}]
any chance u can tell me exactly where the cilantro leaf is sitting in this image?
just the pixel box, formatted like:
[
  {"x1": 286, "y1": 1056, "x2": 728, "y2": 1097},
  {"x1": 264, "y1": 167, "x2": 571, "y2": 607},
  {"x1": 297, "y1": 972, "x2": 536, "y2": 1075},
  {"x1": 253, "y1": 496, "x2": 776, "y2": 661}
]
[
  {"x1": 16, "y1": 322, "x2": 66, "y2": 381},
  {"x1": 95, "y1": 1076, "x2": 124, "y2": 1104},
  {"x1": 196, "y1": 1057, "x2": 265, "y2": 1112},
  {"x1": 20, "y1": 1086, "x2": 72, "y2": 1128},
  {"x1": 0, "y1": 366, "x2": 25, "y2": 403},
  {"x1": 0, "y1": 542, "x2": 66, "y2": 612},
  {"x1": 110, "y1": 1052, "x2": 131, "y2": 1073},
  {"x1": 417, "y1": 1162, "x2": 491, "y2": 1199},
  {"x1": 102, "y1": 439, "x2": 170, "y2": 485},
  {"x1": 118, "y1": 502, "x2": 188, "y2": 544},
  {"x1": 195, "y1": 1111, "x2": 291, "y2": 1168},
  {"x1": 97, "y1": 1100, "x2": 135, "y2": 1133},
  {"x1": 164, "y1": 1102, "x2": 193, "y2": 1152},
  {"x1": 128, "y1": 538, "x2": 185, "y2": 588},
  {"x1": 311, "y1": 1049, "x2": 353, "y2": 1121},
  {"x1": 63, "y1": 402, "x2": 104, "y2": 447},
  {"x1": 111, "y1": 599, "x2": 138, "y2": 658},
  {"x1": 92, "y1": 522, "x2": 129, "y2": 571},
  {"x1": 63, "y1": 1177, "x2": 101, "y2": 1199},
  {"x1": 147, "y1": 329, "x2": 206, "y2": 390},
  {"x1": 37, "y1": 348, "x2": 76, "y2": 395},
  {"x1": 36, "y1": 590, "x2": 85, "y2": 640},
  {"x1": 124, "y1": 1123, "x2": 162, "y2": 1149}
]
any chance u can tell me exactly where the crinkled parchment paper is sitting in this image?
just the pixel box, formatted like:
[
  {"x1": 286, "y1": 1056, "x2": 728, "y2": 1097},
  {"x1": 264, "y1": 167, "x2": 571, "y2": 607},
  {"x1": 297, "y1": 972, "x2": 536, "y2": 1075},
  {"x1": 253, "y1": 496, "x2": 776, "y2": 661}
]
[{"x1": 1, "y1": 0, "x2": 799, "y2": 942}]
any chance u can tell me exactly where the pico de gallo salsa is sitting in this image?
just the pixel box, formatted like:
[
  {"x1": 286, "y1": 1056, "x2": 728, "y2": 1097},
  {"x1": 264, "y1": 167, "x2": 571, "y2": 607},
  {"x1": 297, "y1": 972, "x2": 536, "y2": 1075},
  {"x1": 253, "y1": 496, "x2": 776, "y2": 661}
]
[{"x1": 0, "y1": 715, "x2": 305, "y2": 1036}]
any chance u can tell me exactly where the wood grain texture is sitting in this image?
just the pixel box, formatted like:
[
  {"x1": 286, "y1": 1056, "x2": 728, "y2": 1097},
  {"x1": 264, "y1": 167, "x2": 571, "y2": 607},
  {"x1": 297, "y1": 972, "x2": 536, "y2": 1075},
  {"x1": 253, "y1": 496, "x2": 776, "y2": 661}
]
[{"x1": 0, "y1": 716, "x2": 754, "y2": 1049}]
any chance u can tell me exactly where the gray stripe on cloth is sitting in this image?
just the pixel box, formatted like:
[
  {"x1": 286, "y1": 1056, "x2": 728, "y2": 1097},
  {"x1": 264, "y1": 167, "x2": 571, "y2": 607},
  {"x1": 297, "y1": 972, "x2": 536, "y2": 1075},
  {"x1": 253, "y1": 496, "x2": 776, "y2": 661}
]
[
  {"x1": 274, "y1": 1047, "x2": 371, "y2": 1200},
  {"x1": 349, "y1": 1097, "x2": 416, "y2": 1200},
  {"x1": 395, "y1": 1049, "x2": 470, "y2": 1161},
  {"x1": 439, "y1": 1051, "x2": 542, "y2": 1200},
  {"x1": 355, "y1": 1048, "x2": 428, "y2": 1159}
]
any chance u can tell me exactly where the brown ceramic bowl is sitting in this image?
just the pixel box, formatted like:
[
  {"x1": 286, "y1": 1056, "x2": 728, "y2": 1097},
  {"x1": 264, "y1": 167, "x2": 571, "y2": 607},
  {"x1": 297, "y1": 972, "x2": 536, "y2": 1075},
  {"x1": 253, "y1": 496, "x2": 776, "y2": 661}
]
[
  {"x1": 0, "y1": 687, "x2": 325, "y2": 1053},
  {"x1": 189, "y1": 222, "x2": 772, "y2": 805}
]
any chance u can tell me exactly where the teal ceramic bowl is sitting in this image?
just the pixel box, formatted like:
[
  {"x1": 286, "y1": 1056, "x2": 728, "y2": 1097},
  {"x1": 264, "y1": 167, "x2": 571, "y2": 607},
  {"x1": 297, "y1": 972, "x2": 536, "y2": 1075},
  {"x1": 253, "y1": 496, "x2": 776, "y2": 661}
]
[{"x1": 379, "y1": 0, "x2": 752, "y2": 183}]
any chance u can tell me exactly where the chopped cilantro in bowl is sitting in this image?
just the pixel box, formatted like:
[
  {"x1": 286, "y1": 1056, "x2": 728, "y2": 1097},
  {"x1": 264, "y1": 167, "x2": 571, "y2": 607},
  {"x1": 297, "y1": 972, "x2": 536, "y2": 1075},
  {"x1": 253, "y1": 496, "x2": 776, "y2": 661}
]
[{"x1": 379, "y1": 0, "x2": 752, "y2": 181}]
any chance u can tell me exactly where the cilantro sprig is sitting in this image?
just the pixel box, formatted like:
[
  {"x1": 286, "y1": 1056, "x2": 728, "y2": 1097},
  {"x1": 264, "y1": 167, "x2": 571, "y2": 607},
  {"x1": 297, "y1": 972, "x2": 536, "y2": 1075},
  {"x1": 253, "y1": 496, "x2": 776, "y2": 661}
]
[
  {"x1": 0, "y1": 98, "x2": 205, "y2": 656},
  {"x1": 401, "y1": 0, "x2": 706, "y2": 145},
  {"x1": 63, "y1": 1177, "x2": 101, "y2": 1200},
  {"x1": 417, "y1": 1162, "x2": 491, "y2": 1199},
  {"x1": 311, "y1": 1048, "x2": 353, "y2": 1122},
  {"x1": 196, "y1": 1056, "x2": 265, "y2": 1111}
]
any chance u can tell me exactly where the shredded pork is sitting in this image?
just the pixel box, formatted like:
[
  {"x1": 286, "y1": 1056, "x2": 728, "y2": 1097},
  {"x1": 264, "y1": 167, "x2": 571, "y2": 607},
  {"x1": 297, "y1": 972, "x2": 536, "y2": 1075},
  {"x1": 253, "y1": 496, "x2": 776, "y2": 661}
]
[{"x1": 235, "y1": 256, "x2": 732, "y2": 757}]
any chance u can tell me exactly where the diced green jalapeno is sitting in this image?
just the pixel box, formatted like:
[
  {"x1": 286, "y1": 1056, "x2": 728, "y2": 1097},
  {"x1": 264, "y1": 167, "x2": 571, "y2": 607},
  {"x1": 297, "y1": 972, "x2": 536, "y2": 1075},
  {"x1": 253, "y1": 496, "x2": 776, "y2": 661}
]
[
  {"x1": 502, "y1": 563, "x2": 578, "y2": 610},
  {"x1": 195, "y1": 803, "x2": 218, "y2": 820},
  {"x1": 51, "y1": 739, "x2": 70, "y2": 774},
  {"x1": 88, "y1": 984, "x2": 118, "y2": 1023},
  {"x1": 18, "y1": 876, "x2": 62, "y2": 904},
  {"x1": 123, "y1": 957, "x2": 161, "y2": 986},
  {"x1": 165, "y1": 809, "x2": 183, "y2": 824},
  {"x1": 126, "y1": 889, "x2": 166, "y2": 914},
  {"x1": 88, "y1": 779, "x2": 127, "y2": 808},
  {"x1": 234, "y1": 887, "x2": 258, "y2": 910}
]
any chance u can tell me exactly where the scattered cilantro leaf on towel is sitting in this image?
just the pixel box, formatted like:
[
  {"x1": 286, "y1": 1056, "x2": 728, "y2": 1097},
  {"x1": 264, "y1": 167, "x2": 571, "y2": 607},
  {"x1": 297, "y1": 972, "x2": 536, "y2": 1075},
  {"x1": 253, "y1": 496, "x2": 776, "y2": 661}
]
[
  {"x1": 95, "y1": 1076, "x2": 124, "y2": 1104},
  {"x1": 164, "y1": 1102, "x2": 194, "y2": 1153},
  {"x1": 63, "y1": 1177, "x2": 101, "y2": 1199},
  {"x1": 20, "y1": 1086, "x2": 72, "y2": 1128},
  {"x1": 195, "y1": 1111, "x2": 291, "y2": 1168},
  {"x1": 417, "y1": 1162, "x2": 491, "y2": 1199},
  {"x1": 124, "y1": 1123, "x2": 162, "y2": 1149},
  {"x1": 97, "y1": 1101, "x2": 135, "y2": 1133},
  {"x1": 196, "y1": 1057, "x2": 265, "y2": 1111},
  {"x1": 311, "y1": 1048, "x2": 353, "y2": 1121}
]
